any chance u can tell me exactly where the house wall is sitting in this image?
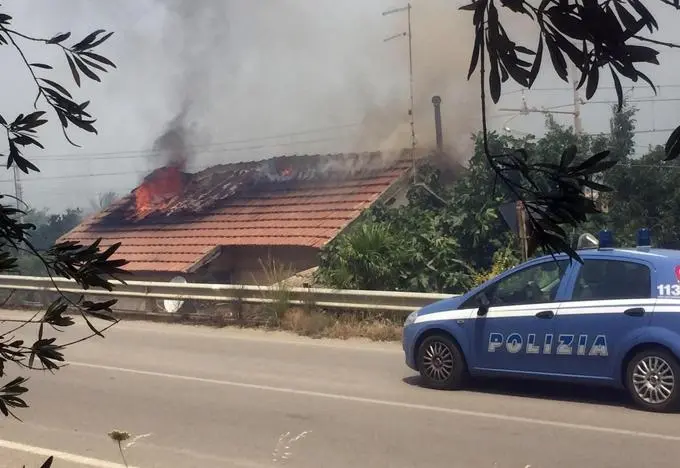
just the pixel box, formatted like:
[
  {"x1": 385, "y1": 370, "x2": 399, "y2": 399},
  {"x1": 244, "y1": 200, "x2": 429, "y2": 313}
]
[
  {"x1": 202, "y1": 245, "x2": 320, "y2": 285},
  {"x1": 105, "y1": 270, "x2": 186, "y2": 313},
  {"x1": 101, "y1": 246, "x2": 318, "y2": 313}
]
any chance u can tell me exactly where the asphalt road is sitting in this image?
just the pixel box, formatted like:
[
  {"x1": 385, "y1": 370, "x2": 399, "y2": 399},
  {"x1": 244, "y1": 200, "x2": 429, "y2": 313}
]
[{"x1": 1, "y1": 311, "x2": 680, "y2": 468}]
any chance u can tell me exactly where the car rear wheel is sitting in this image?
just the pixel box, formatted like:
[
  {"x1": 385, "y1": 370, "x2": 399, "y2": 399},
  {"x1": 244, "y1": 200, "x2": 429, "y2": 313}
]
[
  {"x1": 626, "y1": 348, "x2": 680, "y2": 413},
  {"x1": 417, "y1": 334, "x2": 467, "y2": 390}
]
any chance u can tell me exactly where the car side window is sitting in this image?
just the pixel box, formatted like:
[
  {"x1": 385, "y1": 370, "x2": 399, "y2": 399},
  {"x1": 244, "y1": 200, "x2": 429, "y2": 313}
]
[
  {"x1": 461, "y1": 260, "x2": 569, "y2": 308},
  {"x1": 571, "y1": 259, "x2": 651, "y2": 301}
]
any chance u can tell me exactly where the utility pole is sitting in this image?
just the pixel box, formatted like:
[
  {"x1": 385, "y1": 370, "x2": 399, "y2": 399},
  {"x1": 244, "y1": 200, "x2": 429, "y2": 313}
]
[
  {"x1": 383, "y1": 3, "x2": 417, "y2": 183},
  {"x1": 12, "y1": 165, "x2": 23, "y2": 219},
  {"x1": 499, "y1": 71, "x2": 584, "y2": 260},
  {"x1": 569, "y1": 63, "x2": 597, "y2": 204},
  {"x1": 500, "y1": 64, "x2": 584, "y2": 134},
  {"x1": 571, "y1": 63, "x2": 583, "y2": 137}
]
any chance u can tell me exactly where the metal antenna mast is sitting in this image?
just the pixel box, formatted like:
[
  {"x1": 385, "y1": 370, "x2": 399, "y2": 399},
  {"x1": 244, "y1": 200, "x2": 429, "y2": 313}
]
[{"x1": 383, "y1": 3, "x2": 417, "y2": 183}]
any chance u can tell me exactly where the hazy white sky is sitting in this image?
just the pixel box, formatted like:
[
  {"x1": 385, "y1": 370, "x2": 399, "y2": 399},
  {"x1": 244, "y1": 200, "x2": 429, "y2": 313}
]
[{"x1": 0, "y1": 0, "x2": 678, "y2": 212}]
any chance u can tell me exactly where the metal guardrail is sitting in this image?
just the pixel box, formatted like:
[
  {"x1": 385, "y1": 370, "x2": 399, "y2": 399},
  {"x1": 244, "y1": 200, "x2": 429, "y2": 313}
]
[{"x1": 0, "y1": 275, "x2": 456, "y2": 312}]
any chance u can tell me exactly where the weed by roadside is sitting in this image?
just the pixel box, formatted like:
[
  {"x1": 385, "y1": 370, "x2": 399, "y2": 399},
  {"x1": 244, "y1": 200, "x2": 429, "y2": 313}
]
[
  {"x1": 11, "y1": 300, "x2": 407, "y2": 342},
  {"x1": 280, "y1": 307, "x2": 402, "y2": 341},
  {"x1": 256, "y1": 255, "x2": 295, "y2": 326}
]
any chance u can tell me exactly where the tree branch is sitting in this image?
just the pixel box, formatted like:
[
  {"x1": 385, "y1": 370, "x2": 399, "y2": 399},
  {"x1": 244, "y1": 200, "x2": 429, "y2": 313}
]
[
  {"x1": 58, "y1": 319, "x2": 119, "y2": 347},
  {"x1": 1, "y1": 27, "x2": 47, "y2": 109},
  {"x1": 3, "y1": 28, "x2": 68, "y2": 47},
  {"x1": 633, "y1": 35, "x2": 680, "y2": 49},
  {"x1": 0, "y1": 26, "x2": 81, "y2": 147}
]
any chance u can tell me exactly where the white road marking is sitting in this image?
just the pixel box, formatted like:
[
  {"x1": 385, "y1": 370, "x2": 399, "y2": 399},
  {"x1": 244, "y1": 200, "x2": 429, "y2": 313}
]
[
  {"x1": 70, "y1": 361, "x2": 680, "y2": 443},
  {"x1": 0, "y1": 438, "x2": 137, "y2": 468}
]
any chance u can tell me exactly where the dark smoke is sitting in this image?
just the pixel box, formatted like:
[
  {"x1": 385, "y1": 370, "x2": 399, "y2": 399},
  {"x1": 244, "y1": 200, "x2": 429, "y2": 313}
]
[{"x1": 151, "y1": 100, "x2": 193, "y2": 170}]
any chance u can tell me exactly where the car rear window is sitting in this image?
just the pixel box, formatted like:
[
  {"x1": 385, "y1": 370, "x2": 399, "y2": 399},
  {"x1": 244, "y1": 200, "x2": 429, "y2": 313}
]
[{"x1": 571, "y1": 259, "x2": 651, "y2": 301}]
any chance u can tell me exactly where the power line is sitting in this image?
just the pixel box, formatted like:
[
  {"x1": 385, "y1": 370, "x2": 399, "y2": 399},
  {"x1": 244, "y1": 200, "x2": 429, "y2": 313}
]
[
  {"x1": 632, "y1": 128, "x2": 677, "y2": 135},
  {"x1": 504, "y1": 84, "x2": 680, "y2": 95},
  {"x1": 8, "y1": 158, "x2": 680, "y2": 202},
  {"x1": 25, "y1": 122, "x2": 361, "y2": 162},
  {"x1": 18, "y1": 133, "x2": 352, "y2": 165},
  {"x1": 7, "y1": 124, "x2": 679, "y2": 184},
  {"x1": 0, "y1": 170, "x2": 140, "y2": 183},
  {"x1": 0, "y1": 134, "x2": 357, "y2": 183},
  {"x1": 5, "y1": 149, "x2": 680, "y2": 188}
]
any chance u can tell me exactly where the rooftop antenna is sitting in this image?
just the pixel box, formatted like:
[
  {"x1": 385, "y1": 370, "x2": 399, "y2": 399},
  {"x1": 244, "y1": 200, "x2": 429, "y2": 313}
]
[
  {"x1": 383, "y1": 3, "x2": 417, "y2": 184},
  {"x1": 382, "y1": 5, "x2": 446, "y2": 205}
]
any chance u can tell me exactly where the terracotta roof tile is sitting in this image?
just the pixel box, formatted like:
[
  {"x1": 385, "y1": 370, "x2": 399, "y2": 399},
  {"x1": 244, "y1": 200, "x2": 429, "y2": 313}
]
[{"x1": 59, "y1": 151, "x2": 424, "y2": 272}]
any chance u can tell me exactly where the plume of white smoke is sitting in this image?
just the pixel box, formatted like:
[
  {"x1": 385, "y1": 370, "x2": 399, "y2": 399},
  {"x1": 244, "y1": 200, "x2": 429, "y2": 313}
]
[
  {"x1": 355, "y1": 0, "x2": 481, "y2": 163},
  {"x1": 152, "y1": 0, "x2": 482, "y2": 169}
]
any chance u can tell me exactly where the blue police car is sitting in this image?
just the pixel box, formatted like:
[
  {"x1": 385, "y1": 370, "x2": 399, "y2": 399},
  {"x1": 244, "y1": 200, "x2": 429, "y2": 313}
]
[{"x1": 402, "y1": 229, "x2": 680, "y2": 412}]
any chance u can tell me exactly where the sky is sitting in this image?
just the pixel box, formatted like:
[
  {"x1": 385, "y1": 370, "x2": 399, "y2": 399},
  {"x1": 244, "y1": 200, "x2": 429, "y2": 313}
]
[{"x1": 0, "y1": 0, "x2": 678, "y2": 213}]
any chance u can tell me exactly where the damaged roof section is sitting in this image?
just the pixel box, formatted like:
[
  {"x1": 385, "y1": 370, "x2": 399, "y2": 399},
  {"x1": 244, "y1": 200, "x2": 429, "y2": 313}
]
[
  {"x1": 110, "y1": 151, "x2": 417, "y2": 221},
  {"x1": 59, "y1": 150, "x2": 424, "y2": 272}
]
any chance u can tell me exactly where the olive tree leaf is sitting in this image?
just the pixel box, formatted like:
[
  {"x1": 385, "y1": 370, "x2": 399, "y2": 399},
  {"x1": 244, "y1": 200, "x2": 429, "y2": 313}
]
[
  {"x1": 64, "y1": 52, "x2": 81, "y2": 87},
  {"x1": 47, "y1": 32, "x2": 71, "y2": 44},
  {"x1": 7, "y1": 141, "x2": 40, "y2": 173},
  {"x1": 72, "y1": 29, "x2": 106, "y2": 51},
  {"x1": 610, "y1": 66, "x2": 624, "y2": 113},
  {"x1": 560, "y1": 145, "x2": 578, "y2": 169},
  {"x1": 29, "y1": 63, "x2": 52, "y2": 70},
  {"x1": 665, "y1": 126, "x2": 680, "y2": 161},
  {"x1": 585, "y1": 65, "x2": 599, "y2": 100},
  {"x1": 80, "y1": 51, "x2": 116, "y2": 68},
  {"x1": 73, "y1": 55, "x2": 100, "y2": 82}
]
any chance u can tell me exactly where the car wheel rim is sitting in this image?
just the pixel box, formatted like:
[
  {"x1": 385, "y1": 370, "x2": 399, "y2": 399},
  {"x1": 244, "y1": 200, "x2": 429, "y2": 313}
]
[
  {"x1": 422, "y1": 341, "x2": 454, "y2": 382},
  {"x1": 632, "y1": 356, "x2": 675, "y2": 405}
]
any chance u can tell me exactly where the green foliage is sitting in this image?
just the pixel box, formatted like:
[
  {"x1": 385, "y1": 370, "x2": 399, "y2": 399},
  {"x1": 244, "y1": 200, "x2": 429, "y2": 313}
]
[
  {"x1": 584, "y1": 145, "x2": 680, "y2": 249},
  {"x1": 15, "y1": 208, "x2": 83, "y2": 275},
  {"x1": 319, "y1": 100, "x2": 645, "y2": 294},
  {"x1": 317, "y1": 222, "x2": 407, "y2": 291},
  {"x1": 472, "y1": 245, "x2": 521, "y2": 287},
  {"x1": 461, "y1": 0, "x2": 680, "y2": 261},
  {"x1": 26, "y1": 208, "x2": 82, "y2": 251},
  {"x1": 319, "y1": 133, "x2": 526, "y2": 294},
  {"x1": 318, "y1": 208, "x2": 483, "y2": 294}
]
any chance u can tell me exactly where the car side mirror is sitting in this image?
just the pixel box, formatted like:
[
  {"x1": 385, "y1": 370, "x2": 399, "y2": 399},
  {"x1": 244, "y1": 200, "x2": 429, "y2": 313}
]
[{"x1": 477, "y1": 293, "x2": 490, "y2": 317}]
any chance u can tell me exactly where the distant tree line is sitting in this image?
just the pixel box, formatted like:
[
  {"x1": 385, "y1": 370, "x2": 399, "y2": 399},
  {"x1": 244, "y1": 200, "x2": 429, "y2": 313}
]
[{"x1": 15, "y1": 191, "x2": 117, "y2": 275}]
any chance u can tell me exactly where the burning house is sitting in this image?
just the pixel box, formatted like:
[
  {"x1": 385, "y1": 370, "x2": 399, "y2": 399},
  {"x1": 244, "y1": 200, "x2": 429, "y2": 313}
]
[
  {"x1": 59, "y1": 150, "x2": 432, "y2": 291},
  {"x1": 57, "y1": 96, "x2": 460, "y2": 312}
]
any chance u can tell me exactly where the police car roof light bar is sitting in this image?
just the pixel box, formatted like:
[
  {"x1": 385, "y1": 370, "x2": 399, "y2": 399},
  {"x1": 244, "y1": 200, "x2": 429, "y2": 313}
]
[
  {"x1": 637, "y1": 227, "x2": 651, "y2": 251},
  {"x1": 577, "y1": 232, "x2": 599, "y2": 250},
  {"x1": 598, "y1": 229, "x2": 614, "y2": 249}
]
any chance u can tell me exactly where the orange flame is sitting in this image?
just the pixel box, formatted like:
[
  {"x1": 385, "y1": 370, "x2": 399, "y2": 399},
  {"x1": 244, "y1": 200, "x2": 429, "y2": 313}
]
[{"x1": 134, "y1": 165, "x2": 184, "y2": 218}]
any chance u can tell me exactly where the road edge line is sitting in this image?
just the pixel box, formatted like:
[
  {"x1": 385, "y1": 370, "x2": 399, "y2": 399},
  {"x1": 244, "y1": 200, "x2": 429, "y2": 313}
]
[{"x1": 0, "y1": 438, "x2": 137, "y2": 468}]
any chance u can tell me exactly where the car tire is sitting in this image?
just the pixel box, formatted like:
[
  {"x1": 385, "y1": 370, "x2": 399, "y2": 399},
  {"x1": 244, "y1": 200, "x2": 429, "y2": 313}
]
[
  {"x1": 626, "y1": 348, "x2": 680, "y2": 413},
  {"x1": 416, "y1": 334, "x2": 468, "y2": 390}
]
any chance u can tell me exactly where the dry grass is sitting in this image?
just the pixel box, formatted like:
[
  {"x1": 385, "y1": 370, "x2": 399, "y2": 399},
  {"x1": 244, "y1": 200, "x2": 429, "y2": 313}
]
[
  {"x1": 255, "y1": 256, "x2": 296, "y2": 325},
  {"x1": 280, "y1": 307, "x2": 403, "y2": 342}
]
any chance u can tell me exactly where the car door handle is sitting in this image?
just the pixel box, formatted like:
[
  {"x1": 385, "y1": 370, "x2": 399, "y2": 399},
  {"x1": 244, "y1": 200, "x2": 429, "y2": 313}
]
[
  {"x1": 624, "y1": 307, "x2": 645, "y2": 317},
  {"x1": 535, "y1": 310, "x2": 554, "y2": 319}
]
